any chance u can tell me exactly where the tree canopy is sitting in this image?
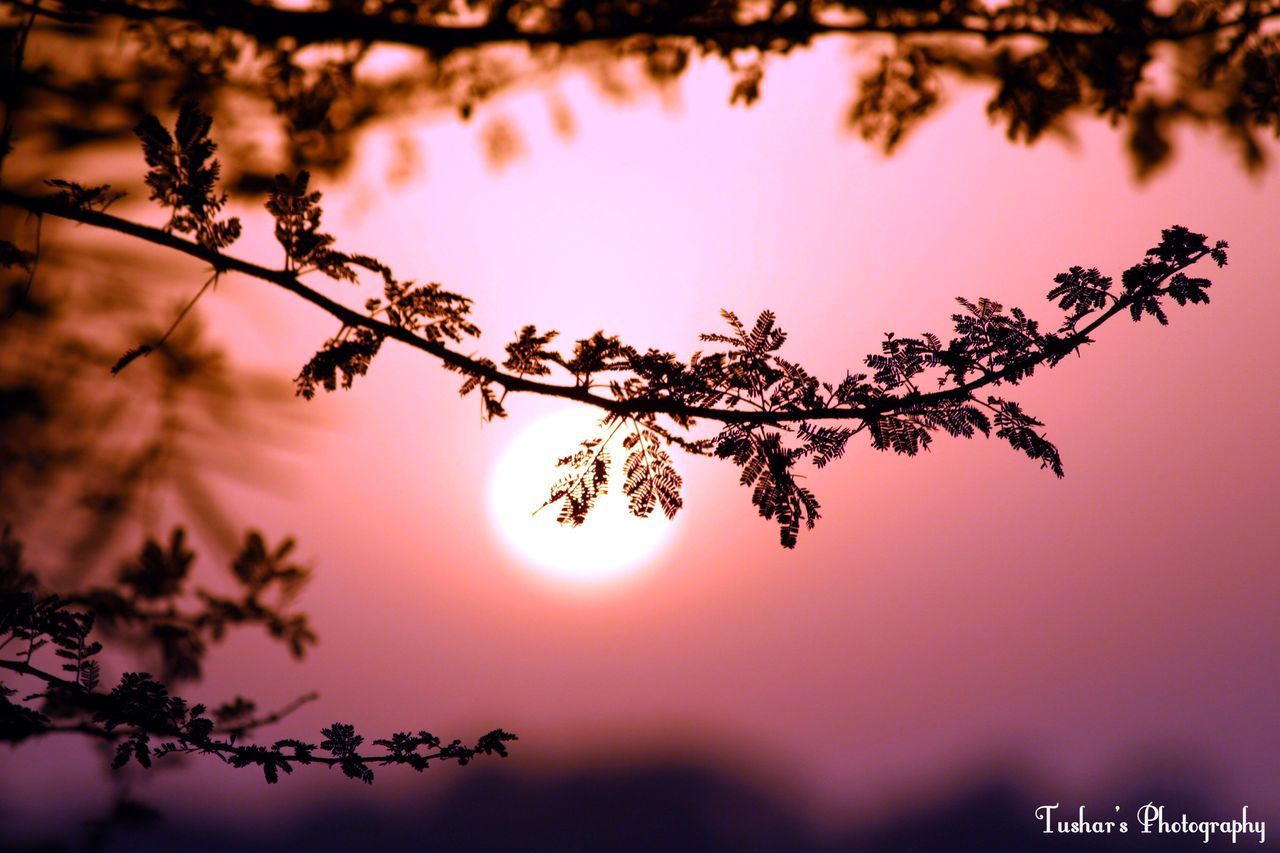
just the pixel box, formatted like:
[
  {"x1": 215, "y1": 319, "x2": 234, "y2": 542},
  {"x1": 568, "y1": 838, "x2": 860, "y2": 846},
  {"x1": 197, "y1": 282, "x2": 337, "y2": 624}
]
[{"x1": 4, "y1": 1, "x2": 1280, "y2": 182}]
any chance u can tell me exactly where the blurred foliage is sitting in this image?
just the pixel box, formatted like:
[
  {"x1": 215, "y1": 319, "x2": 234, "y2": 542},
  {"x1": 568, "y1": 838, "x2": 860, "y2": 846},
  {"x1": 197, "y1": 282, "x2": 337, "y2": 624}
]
[
  {"x1": 2, "y1": 105, "x2": 1232, "y2": 548},
  {"x1": 2, "y1": 1, "x2": 1278, "y2": 187},
  {"x1": 0, "y1": 207, "x2": 297, "y2": 573}
]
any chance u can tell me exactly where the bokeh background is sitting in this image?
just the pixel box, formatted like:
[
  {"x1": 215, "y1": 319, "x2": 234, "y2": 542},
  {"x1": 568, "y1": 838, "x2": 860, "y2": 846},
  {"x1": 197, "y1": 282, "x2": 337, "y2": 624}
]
[{"x1": 2, "y1": 33, "x2": 1278, "y2": 851}]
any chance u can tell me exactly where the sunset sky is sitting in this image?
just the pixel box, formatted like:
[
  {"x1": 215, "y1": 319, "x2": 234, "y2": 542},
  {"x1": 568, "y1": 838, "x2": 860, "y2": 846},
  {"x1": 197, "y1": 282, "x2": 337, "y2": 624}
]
[{"x1": 3, "y1": 38, "x2": 1278, "y2": 838}]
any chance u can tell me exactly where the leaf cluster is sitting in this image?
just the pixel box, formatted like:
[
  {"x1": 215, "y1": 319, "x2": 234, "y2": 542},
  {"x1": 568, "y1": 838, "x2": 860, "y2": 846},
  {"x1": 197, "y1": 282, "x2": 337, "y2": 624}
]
[
  {"x1": 489, "y1": 227, "x2": 1226, "y2": 546},
  {"x1": 42, "y1": 179, "x2": 124, "y2": 213},
  {"x1": 0, "y1": 526, "x2": 515, "y2": 784},
  {"x1": 134, "y1": 103, "x2": 242, "y2": 250}
]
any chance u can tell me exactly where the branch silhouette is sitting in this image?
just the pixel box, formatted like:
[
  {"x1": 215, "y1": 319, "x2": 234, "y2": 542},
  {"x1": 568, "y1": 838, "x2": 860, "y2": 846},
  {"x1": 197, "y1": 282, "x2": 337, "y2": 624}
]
[
  {"x1": 0, "y1": 525, "x2": 516, "y2": 785},
  {"x1": 0, "y1": 104, "x2": 1230, "y2": 546}
]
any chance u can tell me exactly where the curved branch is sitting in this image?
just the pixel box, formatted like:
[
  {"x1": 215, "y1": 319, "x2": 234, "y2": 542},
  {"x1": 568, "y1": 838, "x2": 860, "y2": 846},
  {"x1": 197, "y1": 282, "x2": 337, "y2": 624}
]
[{"x1": 0, "y1": 187, "x2": 1205, "y2": 434}]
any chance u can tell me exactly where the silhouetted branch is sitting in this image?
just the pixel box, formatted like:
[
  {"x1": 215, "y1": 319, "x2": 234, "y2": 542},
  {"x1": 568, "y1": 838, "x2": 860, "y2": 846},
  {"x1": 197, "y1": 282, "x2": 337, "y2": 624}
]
[
  {"x1": 0, "y1": 166, "x2": 1229, "y2": 547},
  {"x1": 0, "y1": 185, "x2": 629, "y2": 410},
  {"x1": 2, "y1": 102, "x2": 1233, "y2": 544},
  {"x1": 0, "y1": 658, "x2": 64, "y2": 684},
  {"x1": 0, "y1": 526, "x2": 516, "y2": 783},
  {"x1": 0, "y1": 184, "x2": 1221, "y2": 422}
]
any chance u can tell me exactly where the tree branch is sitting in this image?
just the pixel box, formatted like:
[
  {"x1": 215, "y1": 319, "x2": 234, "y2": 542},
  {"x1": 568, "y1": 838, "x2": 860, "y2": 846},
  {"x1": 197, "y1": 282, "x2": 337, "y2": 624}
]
[
  {"x1": 0, "y1": 657, "x2": 74, "y2": 686},
  {"x1": 221, "y1": 691, "x2": 319, "y2": 738},
  {"x1": 14, "y1": 0, "x2": 1280, "y2": 56},
  {"x1": 0, "y1": 186, "x2": 1209, "y2": 431}
]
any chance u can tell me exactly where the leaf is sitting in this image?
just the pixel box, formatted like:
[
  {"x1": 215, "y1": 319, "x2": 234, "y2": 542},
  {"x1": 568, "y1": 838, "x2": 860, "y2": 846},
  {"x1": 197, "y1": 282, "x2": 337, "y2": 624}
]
[
  {"x1": 295, "y1": 328, "x2": 386, "y2": 399},
  {"x1": 0, "y1": 240, "x2": 36, "y2": 270},
  {"x1": 1210, "y1": 240, "x2": 1229, "y2": 267},
  {"x1": 798, "y1": 424, "x2": 855, "y2": 468},
  {"x1": 990, "y1": 398, "x2": 1064, "y2": 477},
  {"x1": 0, "y1": 690, "x2": 50, "y2": 743},
  {"x1": 849, "y1": 45, "x2": 942, "y2": 152},
  {"x1": 110, "y1": 345, "x2": 153, "y2": 376},
  {"x1": 447, "y1": 358, "x2": 507, "y2": 420},
  {"x1": 545, "y1": 438, "x2": 611, "y2": 527},
  {"x1": 265, "y1": 170, "x2": 356, "y2": 279},
  {"x1": 503, "y1": 325, "x2": 560, "y2": 377},
  {"x1": 134, "y1": 103, "x2": 241, "y2": 250},
  {"x1": 620, "y1": 428, "x2": 683, "y2": 520},
  {"x1": 319, "y1": 722, "x2": 363, "y2": 757},
  {"x1": 79, "y1": 659, "x2": 101, "y2": 692},
  {"x1": 1046, "y1": 266, "x2": 1112, "y2": 317},
  {"x1": 715, "y1": 427, "x2": 818, "y2": 548},
  {"x1": 119, "y1": 529, "x2": 195, "y2": 600},
  {"x1": 474, "y1": 729, "x2": 518, "y2": 757},
  {"x1": 43, "y1": 179, "x2": 124, "y2": 212},
  {"x1": 1146, "y1": 226, "x2": 1209, "y2": 267},
  {"x1": 868, "y1": 415, "x2": 932, "y2": 456},
  {"x1": 1165, "y1": 272, "x2": 1212, "y2": 306}
]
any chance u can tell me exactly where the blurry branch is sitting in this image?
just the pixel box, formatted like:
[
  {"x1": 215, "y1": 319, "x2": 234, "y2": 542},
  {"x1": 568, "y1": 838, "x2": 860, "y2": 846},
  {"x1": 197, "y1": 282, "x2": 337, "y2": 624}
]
[
  {"x1": 0, "y1": 205, "x2": 295, "y2": 565},
  {"x1": 0, "y1": 183, "x2": 583, "y2": 402},
  {"x1": 15, "y1": 0, "x2": 1280, "y2": 54},
  {"x1": 4, "y1": 1, "x2": 1279, "y2": 180},
  {"x1": 0, "y1": 105, "x2": 1231, "y2": 546},
  {"x1": 0, "y1": 525, "x2": 516, "y2": 784},
  {"x1": 110, "y1": 272, "x2": 218, "y2": 375},
  {"x1": 219, "y1": 690, "x2": 319, "y2": 739},
  {"x1": 0, "y1": 0, "x2": 40, "y2": 182}
]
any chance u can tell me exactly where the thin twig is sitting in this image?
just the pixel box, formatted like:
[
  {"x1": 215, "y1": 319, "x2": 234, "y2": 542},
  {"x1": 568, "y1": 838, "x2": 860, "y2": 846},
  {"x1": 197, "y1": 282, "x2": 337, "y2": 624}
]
[{"x1": 221, "y1": 691, "x2": 320, "y2": 738}]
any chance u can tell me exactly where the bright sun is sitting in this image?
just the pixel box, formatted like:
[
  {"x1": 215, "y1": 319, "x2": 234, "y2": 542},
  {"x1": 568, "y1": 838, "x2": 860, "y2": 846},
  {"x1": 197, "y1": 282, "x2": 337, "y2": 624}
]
[{"x1": 489, "y1": 407, "x2": 676, "y2": 584}]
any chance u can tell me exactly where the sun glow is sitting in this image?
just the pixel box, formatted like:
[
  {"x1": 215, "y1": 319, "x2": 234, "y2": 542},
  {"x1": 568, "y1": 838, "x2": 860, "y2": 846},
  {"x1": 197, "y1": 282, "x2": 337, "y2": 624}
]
[{"x1": 488, "y1": 407, "x2": 677, "y2": 584}]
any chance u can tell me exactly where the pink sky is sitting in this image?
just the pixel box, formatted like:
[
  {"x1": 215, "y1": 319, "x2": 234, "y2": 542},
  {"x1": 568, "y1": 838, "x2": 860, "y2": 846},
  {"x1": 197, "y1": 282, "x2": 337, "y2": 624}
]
[{"x1": 4, "y1": 40, "x2": 1278, "y2": 829}]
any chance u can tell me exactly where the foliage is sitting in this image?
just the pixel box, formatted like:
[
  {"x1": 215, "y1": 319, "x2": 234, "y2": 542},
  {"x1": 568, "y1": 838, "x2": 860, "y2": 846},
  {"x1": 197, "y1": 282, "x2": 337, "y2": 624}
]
[
  {"x1": 621, "y1": 426, "x2": 683, "y2": 521},
  {"x1": 0, "y1": 236, "x2": 292, "y2": 564},
  {"x1": 524, "y1": 227, "x2": 1225, "y2": 545},
  {"x1": 1, "y1": 105, "x2": 1231, "y2": 547},
  {"x1": 0, "y1": 4, "x2": 1243, "y2": 839},
  {"x1": 135, "y1": 103, "x2": 242, "y2": 250},
  {"x1": 545, "y1": 436, "x2": 613, "y2": 527},
  {"x1": 0, "y1": 525, "x2": 516, "y2": 784},
  {"x1": 266, "y1": 169, "x2": 404, "y2": 285},
  {"x1": 5, "y1": 1, "x2": 1280, "y2": 183}
]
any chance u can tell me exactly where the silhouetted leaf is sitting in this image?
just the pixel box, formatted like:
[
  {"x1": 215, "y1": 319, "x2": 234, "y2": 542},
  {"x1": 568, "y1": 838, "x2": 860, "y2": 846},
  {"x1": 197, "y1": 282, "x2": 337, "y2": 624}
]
[{"x1": 135, "y1": 104, "x2": 240, "y2": 250}]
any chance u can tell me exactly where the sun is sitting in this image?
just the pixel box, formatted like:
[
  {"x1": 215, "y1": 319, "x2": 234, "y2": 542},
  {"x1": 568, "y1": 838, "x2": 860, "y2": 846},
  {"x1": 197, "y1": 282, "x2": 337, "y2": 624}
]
[{"x1": 488, "y1": 407, "x2": 677, "y2": 584}]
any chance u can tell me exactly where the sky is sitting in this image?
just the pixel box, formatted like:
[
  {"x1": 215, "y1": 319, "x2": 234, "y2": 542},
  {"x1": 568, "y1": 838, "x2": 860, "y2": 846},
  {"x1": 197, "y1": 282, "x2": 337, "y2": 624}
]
[{"x1": 3, "y1": 38, "x2": 1278, "y2": 839}]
